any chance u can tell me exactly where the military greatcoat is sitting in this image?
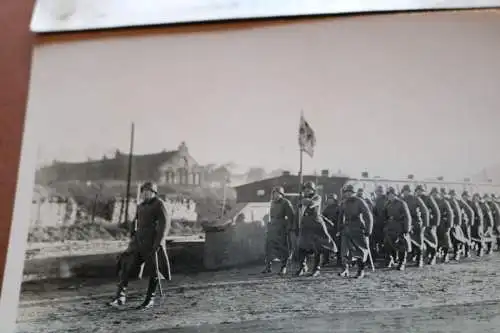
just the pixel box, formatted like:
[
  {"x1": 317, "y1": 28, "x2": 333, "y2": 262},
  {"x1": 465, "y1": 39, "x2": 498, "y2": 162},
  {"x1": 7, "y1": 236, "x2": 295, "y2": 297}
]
[
  {"x1": 449, "y1": 197, "x2": 469, "y2": 245},
  {"x1": 383, "y1": 197, "x2": 412, "y2": 253},
  {"x1": 459, "y1": 199, "x2": 475, "y2": 245},
  {"x1": 402, "y1": 194, "x2": 429, "y2": 252},
  {"x1": 372, "y1": 195, "x2": 387, "y2": 246},
  {"x1": 338, "y1": 196, "x2": 373, "y2": 263},
  {"x1": 298, "y1": 194, "x2": 337, "y2": 254},
  {"x1": 265, "y1": 197, "x2": 295, "y2": 262},
  {"x1": 117, "y1": 197, "x2": 172, "y2": 281},
  {"x1": 435, "y1": 197, "x2": 453, "y2": 250},
  {"x1": 488, "y1": 200, "x2": 500, "y2": 238},
  {"x1": 419, "y1": 194, "x2": 440, "y2": 250},
  {"x1": 480, "y1": 201, "x2": 495, "y2": 243}
]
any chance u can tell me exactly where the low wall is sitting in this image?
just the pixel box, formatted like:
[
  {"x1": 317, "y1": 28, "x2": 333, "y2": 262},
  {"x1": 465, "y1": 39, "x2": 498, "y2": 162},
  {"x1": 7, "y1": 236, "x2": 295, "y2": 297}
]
[
  {"x1": 23, "y1": 240, "x2": 205, "y2": 282},
  {"x1": 203, "y1": 221, "x2": 266, "y2": 270}
]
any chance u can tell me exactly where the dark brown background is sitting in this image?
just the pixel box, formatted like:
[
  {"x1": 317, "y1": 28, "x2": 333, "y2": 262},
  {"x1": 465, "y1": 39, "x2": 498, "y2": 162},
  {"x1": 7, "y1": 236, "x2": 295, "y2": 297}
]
[{"x1": 0, "y1": 0, "x2": 34, "y2": 292}]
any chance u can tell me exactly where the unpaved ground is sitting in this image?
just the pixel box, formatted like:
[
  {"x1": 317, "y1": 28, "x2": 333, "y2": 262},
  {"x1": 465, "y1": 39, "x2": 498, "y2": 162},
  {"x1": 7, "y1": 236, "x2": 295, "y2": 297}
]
[{"x1": 17, "y1": 254, "x2": 500, "y2": 333}]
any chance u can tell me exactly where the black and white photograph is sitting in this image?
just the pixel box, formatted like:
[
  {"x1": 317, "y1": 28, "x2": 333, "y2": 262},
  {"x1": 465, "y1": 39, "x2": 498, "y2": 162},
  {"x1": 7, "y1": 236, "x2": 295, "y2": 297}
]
[{"x1": 4, "y1": 2, "x2": 500, "y2": 333}]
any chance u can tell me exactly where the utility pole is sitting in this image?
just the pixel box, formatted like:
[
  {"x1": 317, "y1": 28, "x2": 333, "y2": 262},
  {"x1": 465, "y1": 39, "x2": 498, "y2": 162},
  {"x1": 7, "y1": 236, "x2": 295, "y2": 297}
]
[{"x1": 124, "y1": 122, "x2": 135, "y2": 224}]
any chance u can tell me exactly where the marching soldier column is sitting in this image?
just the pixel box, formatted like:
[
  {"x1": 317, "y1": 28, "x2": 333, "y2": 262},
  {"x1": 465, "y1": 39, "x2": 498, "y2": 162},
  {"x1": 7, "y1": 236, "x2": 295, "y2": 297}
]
[{"x1": 262, "y1": 113, "x2": 500, "y2": 281}]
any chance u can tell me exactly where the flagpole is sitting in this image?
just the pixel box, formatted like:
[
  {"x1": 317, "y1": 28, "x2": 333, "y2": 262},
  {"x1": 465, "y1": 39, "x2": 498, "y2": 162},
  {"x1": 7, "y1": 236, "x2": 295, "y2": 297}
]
[
  {"x1": 295, "y1": 147, "x2": 304, "y2": 265},
  {"x1": 221, "y1": 178, "x2": 227, "y2": 218},
  {"x1": 124, "y1": 122, "x2": 135, "y2": 225}
]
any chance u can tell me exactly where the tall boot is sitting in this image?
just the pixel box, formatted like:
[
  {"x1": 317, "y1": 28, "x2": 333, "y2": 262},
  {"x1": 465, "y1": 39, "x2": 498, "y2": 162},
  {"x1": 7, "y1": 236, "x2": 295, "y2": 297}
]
[
  {"x1": 453, "y1": 244, "x2": 461, "y2": 261},
  {"x1": 107, "y1": 285, "x2": 127, "y2": 307},
  {"x1": 261, "y1": 260, "x2": 272, "y2": 274},
  {"x1": 322, "y1": 250, "x2": 330, "y2": 266},
  {"x1": 356, "y1": 259, "x2": 366, "y2": 279},
  {"x1": 398, "y1": 251, "x2": 407, "y2": 271},
  {"x1": 339, "y1": 262, "x2": 349, "y2": 278},
  {"x1": 311, "y1": 253, "x2": 322, "y2": 277},
  {"x1": 477, "y1": 242, "x2": 483, "y2": 257},
  {"x1": 417, "y1": 250, "x2": 424, "y2": 268},
  {"x1": 137, "y1": 277, "x2": 159, "y2": 310},
  {"x1": 428, "y1": 248, "x2": 437, "y2": 265},
  {"x1": 336, "y1": 250, "x2": 343, "y2": 267},
  {"x1": 386, "y1": 251, "x2": 395, "y2": 268},
  {"x1": 279, "y1": 259, "x2": 288, "y2": 276},
  {"x1": 442, "y1": 248, "x2": 450, "y2": 263},
  {"x1": 464, "y1": 243, "x2": 471, "y2": 258},
  {"x1": 295, "y1": 251, "x2": 308, "y2": 277},
  {"x1": 486, "y1": 242, "x2": 493, "y2": 255}
]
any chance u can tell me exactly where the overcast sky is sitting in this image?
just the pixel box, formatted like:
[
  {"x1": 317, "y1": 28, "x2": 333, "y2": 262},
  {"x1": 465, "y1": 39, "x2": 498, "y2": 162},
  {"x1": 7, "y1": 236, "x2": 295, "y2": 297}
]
[{"x1": 27, "y1": 12, "x2": 500, "y2": 180}]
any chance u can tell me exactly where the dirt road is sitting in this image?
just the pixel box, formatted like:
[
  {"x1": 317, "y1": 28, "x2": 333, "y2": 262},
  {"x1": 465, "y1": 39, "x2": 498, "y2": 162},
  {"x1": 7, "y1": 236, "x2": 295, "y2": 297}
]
[{"x1": 17, "y1": 254, "x2": 500, "y2": 332}]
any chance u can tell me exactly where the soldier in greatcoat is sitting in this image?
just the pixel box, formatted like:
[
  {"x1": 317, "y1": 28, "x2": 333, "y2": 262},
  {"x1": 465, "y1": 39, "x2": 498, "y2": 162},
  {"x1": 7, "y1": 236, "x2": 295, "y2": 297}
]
[
  {"x1": 459, "y1": 191, "x2": 475, "y2": 258},
  {"x1": 383, "y1": 187, "x2": 412, "y2": 270},
  {"x1": 371, "y1": 185, "x2": 387, "y2": 260},
  {"x1": 448, "y1": 189, "x2": 469, "y2": 261},
  {"x1": 262, "y1": 186, "x2": 296, "y2": 275},
  {"x1": 401, "y1": 185, "x2": 429, "y2": 268},
  {"x1": 357, "y1": 188, "x2": 375, "y2": 211},
  {"x1": 471, "y1": 193, "x2": 486, "y2": 256},
  {"x1": 296, "y1": 181, "x2": 337, "y2": 277},
  {"x1": 490, "y1": 194, "x2": 500, "y2": 250},
  {"x1": 415, "y1": 185, "x2": 440, "y2": 265},
  {"x1": 481, "y1": 194, "x2": 496, "y2": 254},
  {"x1": 108, "y1": 182, "x2": 171, "y2": 309},
  {"x1": 337, "y1": 184, "x2": 373, "y2": 279},
  {"x1": 433, "y1": 187, "x2": 454, "y2": 263},
  {"x1": 322, "y1": 193, "x2": 341, "y2": 266}
]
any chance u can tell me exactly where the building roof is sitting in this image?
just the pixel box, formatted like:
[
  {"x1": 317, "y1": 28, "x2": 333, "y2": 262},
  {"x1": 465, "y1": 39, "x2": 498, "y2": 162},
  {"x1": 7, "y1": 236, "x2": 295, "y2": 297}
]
[
  {"x1": 36, "y1": 148, "x2": 182, "y2": 184},
  {"x1": 233, "y1": 173, "x2": 350, "y2": 190}
]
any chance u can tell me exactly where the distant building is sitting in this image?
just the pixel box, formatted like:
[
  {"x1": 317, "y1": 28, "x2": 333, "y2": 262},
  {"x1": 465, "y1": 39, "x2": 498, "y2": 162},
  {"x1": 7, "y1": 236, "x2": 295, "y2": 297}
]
[
  {"x1": 233, "y1": 169, "x2": 350, "y2": 203},
  {"x1": 35, "y1": 142, "x2": 206, "y2": 186}
]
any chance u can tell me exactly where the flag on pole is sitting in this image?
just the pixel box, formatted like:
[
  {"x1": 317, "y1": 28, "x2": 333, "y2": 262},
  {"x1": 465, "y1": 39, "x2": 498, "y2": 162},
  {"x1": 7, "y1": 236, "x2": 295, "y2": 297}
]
[{"x1": 298, "y1": 114, "x2": 316, "y2": 157}]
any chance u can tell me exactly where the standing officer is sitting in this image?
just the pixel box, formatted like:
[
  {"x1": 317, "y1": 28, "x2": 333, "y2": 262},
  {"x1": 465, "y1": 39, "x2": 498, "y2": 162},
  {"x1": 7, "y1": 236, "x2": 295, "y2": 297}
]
[{"x1": 108, "y1": 182, "x2": 171, "y2": 309}]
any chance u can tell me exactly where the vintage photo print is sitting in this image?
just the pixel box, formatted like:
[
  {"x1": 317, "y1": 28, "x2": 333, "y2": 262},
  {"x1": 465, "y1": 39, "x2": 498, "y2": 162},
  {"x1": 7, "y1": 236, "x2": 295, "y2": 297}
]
[{"x1": 4, "y1": 7, "x2": 500, "y2": 333}]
